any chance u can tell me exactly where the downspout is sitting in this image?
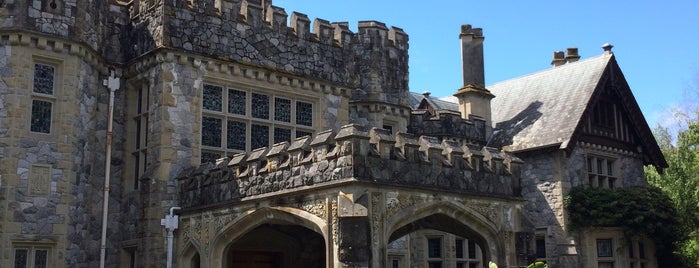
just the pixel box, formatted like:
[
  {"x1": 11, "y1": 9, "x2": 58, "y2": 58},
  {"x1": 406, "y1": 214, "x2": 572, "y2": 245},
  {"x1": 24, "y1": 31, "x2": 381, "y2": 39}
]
[
  {"x1": 99, "y1": 69, "x2": 120, "y2": 268},
  {"x1": 162, "y1": 206, "x2": 182, "y2": 268}
]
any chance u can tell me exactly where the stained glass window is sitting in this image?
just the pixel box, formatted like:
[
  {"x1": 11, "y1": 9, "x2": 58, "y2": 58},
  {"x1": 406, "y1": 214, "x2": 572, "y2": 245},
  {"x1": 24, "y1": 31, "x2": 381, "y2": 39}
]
[
  {"x1": 250, "y1": 124, "x2": 269, "y2": 149},
  {"x1": 14, "y1": 248, "x2": 28, "y2": 268},
  {"x1": 227, "y1": 120, "x2": 246, "y2": 150},
  {"x1": 201, "y1": 116, "x2": 222, "y2": 147},
  {"x1": 30, "y1": 100, "x2": 52, "y2": 133},
  {"x1": 34, "y1": 249, "x2": 48, "y2": 268},
  {"x1": 296, "y1": 101, "x2": 313, "y2": 126},
  {"x1": 274, "y1": 97, "x2": 291, "y2": 122},
  {"x1": 251, "y1": 93, "x2": 269, "y2": 119},
  {"x1": 203, "y1": 84, "x2": 222, "y2": 111},
  {"x1": 274, "y1": 127, "x2": 291, "y2": 144},
  {"x1": 33, "y1": 64, "x2": 54, "y2": 95},
  {"x1": 228, "y1": 89, "x2": 246, "y2": 115}
]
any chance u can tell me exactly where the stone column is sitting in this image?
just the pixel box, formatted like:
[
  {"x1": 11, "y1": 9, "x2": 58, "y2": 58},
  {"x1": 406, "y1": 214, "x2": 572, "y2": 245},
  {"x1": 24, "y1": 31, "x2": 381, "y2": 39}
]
[{"x1": 336, "y1": 192, "x2": 371, "y2": 267}]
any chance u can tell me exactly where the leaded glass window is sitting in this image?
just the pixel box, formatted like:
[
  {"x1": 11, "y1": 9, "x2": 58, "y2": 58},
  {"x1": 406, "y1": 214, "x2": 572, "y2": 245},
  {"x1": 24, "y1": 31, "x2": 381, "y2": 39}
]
[
  {"x1": 251, "y1": 124, "x2": 269, "y2": 149},
  {"x1": 30, "y1": 100, "x2": 52, "y2": 133},
  {"x1": 274, "y1": 97, "x2": 291, "y2": 122},
  {"x1": 252, "y1": 93, "x2": 269, "y2": 119},
  {"x1": 200, "y1": 82, "x2": 315, "y2": 161},
  {"x1": 228, "y1": 89, "x2": 246, "y2": 115},
  {"x1": 274, "y1": 127, "x2": 291, "y2": 144},
  {"x1": 33, "y1": 64, "x2": 54, "y2": 95},
  {"x1": 227, "y1": 120, "x2": 246, "y2": 150},
  {"x1": 201, "y1": 117, "x2": 222, "y2": 147},
  {"x1": 296, "y1": 101, "x2": 313, "y2": 126},
  {"x1": 34, "y1": 249, "x2": 48, "y2": 268},
  {"x1": 597, "y1": 239, "x2": 613, "y2": 257},
  {"x1": 203, "y1": 84, "x2": 223, "y2": 111},
  {"x1": 428, "y1": 238, "x2": 442, "y2": 258},
  {"x1": 14, "y1": 248, "x2": 28, "y2": 268}
]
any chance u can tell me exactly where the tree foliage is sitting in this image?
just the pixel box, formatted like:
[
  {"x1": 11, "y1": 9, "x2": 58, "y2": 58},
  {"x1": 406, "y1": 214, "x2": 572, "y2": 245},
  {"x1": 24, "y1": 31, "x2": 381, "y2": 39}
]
[
  {"x1": 645, "y1": 110, "x2": 699, "y2": 266},
  {"x1": 566, "y1": 186, "x2": 683, "y2": 266}
]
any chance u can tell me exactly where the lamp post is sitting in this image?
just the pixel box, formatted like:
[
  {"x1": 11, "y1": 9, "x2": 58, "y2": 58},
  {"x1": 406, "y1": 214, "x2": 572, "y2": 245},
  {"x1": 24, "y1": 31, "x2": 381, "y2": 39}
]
[{"x1": 99, "y1": 69, "x2": 119, "y2": 268}]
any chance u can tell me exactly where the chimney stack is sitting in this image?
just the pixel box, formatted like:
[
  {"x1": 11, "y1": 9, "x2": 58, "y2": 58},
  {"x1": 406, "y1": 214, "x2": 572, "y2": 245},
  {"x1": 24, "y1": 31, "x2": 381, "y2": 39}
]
[
  {"x1": 454, "y1": 24, "x2": 494, "y2": 136},
  {"x1": 565, "y1": 47, "x2": 580, "y2": 63},
  {"x1": 551, "y1": 51, "x2": 565, "y2": 67},
  {"x1": 602, "y1": 43, "x2": 614, "y2": 55}
]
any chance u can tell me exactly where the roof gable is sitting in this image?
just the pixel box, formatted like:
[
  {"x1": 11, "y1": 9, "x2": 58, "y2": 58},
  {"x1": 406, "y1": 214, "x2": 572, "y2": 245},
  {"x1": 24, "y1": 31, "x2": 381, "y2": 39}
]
[{"x1": 489, "y1": 53, "x2": 667, "y2": 169}]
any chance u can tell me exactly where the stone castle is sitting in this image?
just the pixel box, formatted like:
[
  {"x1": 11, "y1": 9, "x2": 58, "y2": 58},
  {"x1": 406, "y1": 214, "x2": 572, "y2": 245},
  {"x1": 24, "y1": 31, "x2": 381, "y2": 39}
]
[{"x1": 0, "y1": 0, "x2": 666, "y2": 267}]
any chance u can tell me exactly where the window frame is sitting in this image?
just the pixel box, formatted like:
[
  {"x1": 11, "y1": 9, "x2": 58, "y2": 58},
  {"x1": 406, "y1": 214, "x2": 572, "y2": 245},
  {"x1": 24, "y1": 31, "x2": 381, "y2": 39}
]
[
  {"x1": 12, "y1": 244, "x2": 52, "y2": 268},
  {"x1": 30, "y1": 62, "x2": 58, "y2": 135},
  {"x1": 200, "y1": 82, "x2": 315, "y2": 163},
  {"x1": 585, "y1": 154, "x2": 619, "y2": 189}
]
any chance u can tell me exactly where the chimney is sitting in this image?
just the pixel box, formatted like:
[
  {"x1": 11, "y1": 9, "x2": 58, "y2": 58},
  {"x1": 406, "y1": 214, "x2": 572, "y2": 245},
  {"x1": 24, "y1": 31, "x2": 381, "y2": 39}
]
[
  {"x1": 454, "y1": 24, "x2": 494, "y2": 136},
  {"x1": 565, "y1": 47, "x2": 580, "y2": 63},
  {"x1": 602, "y1": 43, "x2": 614, "y2": 55},
  {"x1": 551, "y1": 51, "x2": 565, "y2": 67}
]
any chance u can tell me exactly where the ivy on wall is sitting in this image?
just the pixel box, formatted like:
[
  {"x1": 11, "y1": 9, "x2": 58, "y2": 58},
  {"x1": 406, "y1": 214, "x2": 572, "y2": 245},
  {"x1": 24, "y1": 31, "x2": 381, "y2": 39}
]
[{"x1": 565, "y1": 186, "x2": 684, "y2": 266}]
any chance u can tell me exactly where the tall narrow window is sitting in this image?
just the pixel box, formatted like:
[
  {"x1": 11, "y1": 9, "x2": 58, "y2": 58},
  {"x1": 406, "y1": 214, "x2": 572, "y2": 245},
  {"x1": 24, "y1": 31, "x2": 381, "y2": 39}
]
[
  {"x1": 596, "y1": 239, "x2": 614, "y2": 268},
  {"x1": 427, "y1": 237, "x2": 442, "y2": 268},
  {"x1": 131, "y1": 84, "x2": 150, "y2": 190},
  {"x1": 30, "y1": 63, "x2": 55, "y2": 134}
]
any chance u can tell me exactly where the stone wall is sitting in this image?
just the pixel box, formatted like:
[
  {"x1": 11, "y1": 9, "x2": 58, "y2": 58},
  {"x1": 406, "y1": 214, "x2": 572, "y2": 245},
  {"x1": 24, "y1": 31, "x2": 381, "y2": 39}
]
[
  {"x1": 0, "y1": 41, "x2": 125, "y2": 267},
  {"x1": 408, "y1": 110, "x2": 488, "y2": 146},
  {"x1": 127, "y1": 0, "x2": 409, "y2": 106},
  {"x1": 178, "y1": 124, "x2": 523, "y2": 209}
]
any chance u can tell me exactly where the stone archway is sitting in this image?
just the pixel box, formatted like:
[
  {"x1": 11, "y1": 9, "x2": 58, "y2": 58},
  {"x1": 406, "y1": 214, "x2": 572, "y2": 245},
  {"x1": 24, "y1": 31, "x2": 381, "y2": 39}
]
[
  {"x1": 210, "y1": 207, "x2": 329, "y2": 268},
  {"x1": 385, "y1": 201, "x2": 506, "y2": 266}
]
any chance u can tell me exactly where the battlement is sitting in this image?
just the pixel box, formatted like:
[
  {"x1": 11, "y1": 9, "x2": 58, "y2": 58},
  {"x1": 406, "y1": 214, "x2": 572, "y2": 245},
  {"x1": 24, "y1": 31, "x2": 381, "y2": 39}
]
[
  {"x1": 408, "y1": 110, "x2": 488, "y2": 146},
  {"x1": 178, "y1": 124, "x2": 522, "y2": 209}
]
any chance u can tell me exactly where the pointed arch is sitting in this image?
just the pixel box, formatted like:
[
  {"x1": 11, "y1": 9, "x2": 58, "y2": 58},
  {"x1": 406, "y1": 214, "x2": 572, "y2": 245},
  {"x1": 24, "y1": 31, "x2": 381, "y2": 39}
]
[
  {"x1": 385, "y1": 200, "x2": 506, "y2": 264},
  {"x1": 209, "y1": 206, "x2": 328, "y2": 267}
]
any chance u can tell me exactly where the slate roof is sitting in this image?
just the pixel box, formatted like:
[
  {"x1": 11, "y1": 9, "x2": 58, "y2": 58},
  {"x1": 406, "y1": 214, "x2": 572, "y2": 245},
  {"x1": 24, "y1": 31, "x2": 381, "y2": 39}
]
[
  {"x1": 408, "y1": 92, "x2": 459, "y2": 111},
  {"x1": 487, "y1": 53, "x2": 613, "y2": 151}
]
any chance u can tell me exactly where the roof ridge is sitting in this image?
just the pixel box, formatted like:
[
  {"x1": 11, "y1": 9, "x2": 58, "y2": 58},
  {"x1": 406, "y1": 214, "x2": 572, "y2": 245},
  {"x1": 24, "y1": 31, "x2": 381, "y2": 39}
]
[{"x1": 487, "y1": 53, "x2": 612, "y2": 87}]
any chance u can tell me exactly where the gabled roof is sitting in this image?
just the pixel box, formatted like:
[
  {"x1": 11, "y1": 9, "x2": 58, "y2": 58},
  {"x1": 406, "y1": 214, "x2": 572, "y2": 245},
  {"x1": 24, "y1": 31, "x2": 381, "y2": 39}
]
[
  {"x1": 488, "y1": 54, "x2": 611, "y2": 151},
  {"x1": 408, "y1": 92, "x2": 459, "y2": 111},
  {"x1": 487, "y1": 53, "x2": 667, "y2": 169}
]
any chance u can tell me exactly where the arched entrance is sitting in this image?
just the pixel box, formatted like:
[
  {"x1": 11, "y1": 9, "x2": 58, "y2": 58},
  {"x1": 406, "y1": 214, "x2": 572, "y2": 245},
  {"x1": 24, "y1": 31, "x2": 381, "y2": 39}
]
[
  {"x1": 385, "y1": 202, "x2": 505, "y2": 267},
  {"x1": 224, "y1": 224, "x2": 324, "y2": 268},
  {"x1": 211, "y1": 207, "x2": 328, "y2": 268}
]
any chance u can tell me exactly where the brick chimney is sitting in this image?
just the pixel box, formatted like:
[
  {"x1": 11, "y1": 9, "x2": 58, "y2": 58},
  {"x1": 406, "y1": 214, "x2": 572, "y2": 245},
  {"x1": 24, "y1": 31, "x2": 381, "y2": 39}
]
[{"x1": 453, "y1": 24, "x2": 494, "y2": 135}]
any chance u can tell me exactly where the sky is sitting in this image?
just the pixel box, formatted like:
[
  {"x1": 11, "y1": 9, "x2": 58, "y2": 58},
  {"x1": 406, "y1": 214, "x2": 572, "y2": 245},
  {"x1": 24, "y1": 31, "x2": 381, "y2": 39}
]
[{"x1": 274, "y1": 0, "x2": 699, "y2": 128}]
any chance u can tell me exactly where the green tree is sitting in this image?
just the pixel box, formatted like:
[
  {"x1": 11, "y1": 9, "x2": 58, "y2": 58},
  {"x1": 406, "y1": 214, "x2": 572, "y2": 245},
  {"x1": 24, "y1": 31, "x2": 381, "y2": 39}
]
[{"x1": 645, "y1": 110, "x2": 699, "y2": 266}]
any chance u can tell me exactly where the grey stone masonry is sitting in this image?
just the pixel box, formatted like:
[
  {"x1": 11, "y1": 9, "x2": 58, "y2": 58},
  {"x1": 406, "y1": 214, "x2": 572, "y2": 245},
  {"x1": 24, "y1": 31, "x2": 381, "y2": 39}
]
[
  {"x1": 178, "y1": 124, "x2": 523, "y2": 209},
  {"x1": 127, "y1": 0, "x2": 409, "y2": 106}
]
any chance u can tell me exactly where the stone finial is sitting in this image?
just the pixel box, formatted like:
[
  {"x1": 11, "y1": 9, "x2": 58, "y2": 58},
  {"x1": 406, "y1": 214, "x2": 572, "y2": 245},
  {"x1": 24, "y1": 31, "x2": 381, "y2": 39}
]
[
  {"x1": 389, "y1": 26, "x2": 408, "y2": 50},
  {"x1": 290, "y1": 12, "x2": 311, "y2": 39},
  {"x1": 266, "y1": 5, "x2": 288, "y2": 31},
  {"x1": 332, "y1": 22, "x2": 352, "y2": 46},
  {"x1": 313, "y1": 18, "x2": 334, "y2": 44},
  {"x1": 370, "y1": 128, "x2": 396, "y2": 159},
  {"x1": 602, "y1": 43, "x2": 614, "y2": 54},
  {"x1": 288, "y1": 135, "x2": 312, "y2": 166},
  {"x1": 395, "y1": 132, "x2": 420, "y2": 162}
]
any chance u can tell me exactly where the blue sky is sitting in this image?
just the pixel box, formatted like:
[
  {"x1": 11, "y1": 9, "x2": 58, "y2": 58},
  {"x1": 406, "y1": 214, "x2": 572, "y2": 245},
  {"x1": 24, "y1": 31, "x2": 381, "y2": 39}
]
[{"x1": 274, "y1": 0, "x2": 699, "y2": 128}]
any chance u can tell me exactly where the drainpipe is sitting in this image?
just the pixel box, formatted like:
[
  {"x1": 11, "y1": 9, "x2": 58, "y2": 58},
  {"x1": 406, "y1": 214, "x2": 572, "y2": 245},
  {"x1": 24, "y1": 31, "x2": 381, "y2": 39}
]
[
  {"x1": 99, "y1": 69, "x2": 120, "y2": 268},
  {"x1": 162, "y1": 207, "x2": 182, "y2": 268}
]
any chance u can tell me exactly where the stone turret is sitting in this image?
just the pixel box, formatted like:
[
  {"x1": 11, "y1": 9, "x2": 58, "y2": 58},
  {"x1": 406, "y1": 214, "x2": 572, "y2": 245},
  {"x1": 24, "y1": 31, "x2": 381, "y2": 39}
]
[{"x1": 453, "y1": 24, "x2": 495, "y2": 137}]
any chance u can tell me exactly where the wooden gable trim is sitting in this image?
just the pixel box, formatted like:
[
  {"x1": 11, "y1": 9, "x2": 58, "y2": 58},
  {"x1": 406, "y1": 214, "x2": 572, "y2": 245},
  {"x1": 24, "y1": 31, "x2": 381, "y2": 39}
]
[{"x1": 569, "y1": 55, "x2": 667, "y2": 170}]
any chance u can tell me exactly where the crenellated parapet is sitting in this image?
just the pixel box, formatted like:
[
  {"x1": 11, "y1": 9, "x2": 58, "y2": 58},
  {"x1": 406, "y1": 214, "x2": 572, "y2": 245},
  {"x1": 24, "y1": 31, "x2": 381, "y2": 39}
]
[
  {"x1": 121, "y1": 0, "x2": 409, "y2": 103},
  {"x1": 178, "y1": 124, "x2": 523, "y2": 209},
  {"x1": 408, "y1": 109, "x2": 488, "y2": 146}
]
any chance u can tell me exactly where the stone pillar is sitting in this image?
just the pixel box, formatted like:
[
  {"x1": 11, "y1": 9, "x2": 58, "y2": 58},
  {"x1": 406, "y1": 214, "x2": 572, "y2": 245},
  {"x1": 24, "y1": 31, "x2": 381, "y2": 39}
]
[{"x1": 336, "y1": 192, "x2": 371, "y2": 267}]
